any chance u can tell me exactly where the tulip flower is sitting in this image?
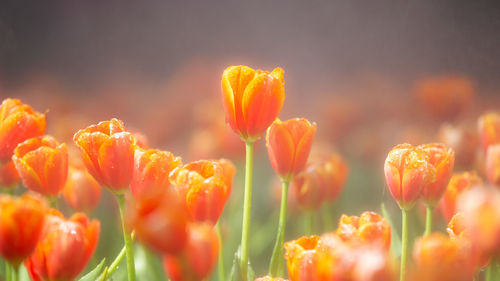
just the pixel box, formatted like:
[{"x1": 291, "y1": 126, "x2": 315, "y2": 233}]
[
  {"x1": 255, "y1": 277, "x2": 288, "y2": 281},
  {"x1": 25, "y1": 210, "x2": 100, "y2": 281},
  {"x1": 284, "y1": 235, "x2": 322, "y2": 281},
  {"x1": 163, "y1": 223, "x2": 219, "y2": 281},
  {"x1": 292, "y1": 164, "x2": 326, "y2": 211},
  {"x1": 478, "y1": 112, "x2": 500, "y2": 154},
  {"x1": 438, "y1": 124, "x2": 477, "y2": 169},
  {"x1": 0, "y1": 98, "x2": 46, "y2": 164},
  {"x1": 12, "y1": 135, "x2": 68, "y2": 197},
  {"x1": 485, "y1": 144, "x2": 500, "y2": 186},
  {"x1": 0, "y1": 161, "x2": 19, "y2": 190},
  {"x1": 62, "y1": 165, "x2": 102, "y2": 212},
  {"x1": 336, "y1": 211, "x2": 391, "y2": 251},
  {"x1": 170, "y1": 159, "x2": 235, "y2": 226},
  {"x1": 314, "y1": 154, "x2": 348, "y2": 202},
  {"x1": 0, "y1": 193, "x2": 47, "y2": 268},
  {"x1": 439, "y1": 171, "x2": 482, "y2": 222}
]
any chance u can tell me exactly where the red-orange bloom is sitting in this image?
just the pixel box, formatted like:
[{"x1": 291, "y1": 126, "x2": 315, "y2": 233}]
[
  {"x1": 0, "y1": 98, "x2": 46, "y2": 164},
  {"x1": 284, "y1": 235, "x2": 322, "y2": 281},
  {"x1": 0, "y1": 193, "x2": 47, "y2": 266},
  {"x1": 266, "y1": 118, "x2": 317, "y2": 182},
  {"x1": 310, "y1": 153, "x2": 348, "y2": 202},
  {"x1": 418, "y1": 143, "x2": 455, "y2": 206},
  {"x1": 0, "y1": 161, "x2": 20, "y2": 189},
  {"x1": 336, "y1": 211, "x2": 391, "y2": 251},
  {"x1": 478, "y1": 112, "x2": 500, "y2": 154},
  {"x1": 62, "y1": 165, "x2": 102, "y2": 212},
  {"x1": 25, "y1": 210, "x2": 100, "y2": 281},
  {"x1": 127, "y1": 190, "x2": 188, "y2": 254},
  {"x1": 221, "y1": 65, "x2": 285, "y2": 142},
  {"x1": 384, "y1": 144, "x2": 434, "y2": 210},
  {"x1": 292, "y1": 164, "x2": 326, "y2": 210},
  {"x1": 439, "y1": 171, "x2": 482, "y2": 222},
  {"x1": 411, "y1": 233, "x2": 475, "y2": 281},
  {"x1": 170, "y1": 159, "x2": 235, "y2": 226},
  {"x1": 73, "y1": 118, "x2": 136, "y2": 192},
  {"x1": 163, "y1": 223, "x2": 219, "y2": 281},
  {"x1": 438, "y1": 124, "x2": 477, "y2": 169},
  {"x1": 12, "y1": 135, "x2": 68, "y2": 196},
  {"x1": 130, "y1": 148, "x2": 182, "y2": 204},
  {"x1": 485, "y1": 144, "x2": 500, "y2": 186}
]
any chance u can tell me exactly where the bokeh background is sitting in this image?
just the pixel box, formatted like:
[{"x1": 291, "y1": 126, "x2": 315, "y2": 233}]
[{"x1": 1, "y1": 1, "x2": 500, "y2": 279}]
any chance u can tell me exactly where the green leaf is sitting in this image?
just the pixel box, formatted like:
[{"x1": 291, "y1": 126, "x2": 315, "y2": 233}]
[
  {"x1": 228, "y1": 246, "x2": 255, "y2": 281},
  {"x1": 381, "y1": 203, "x2": 402, "y2": 257},
  {"x1": 78, "y1": 258, "x2": 106, "y2": 281}
]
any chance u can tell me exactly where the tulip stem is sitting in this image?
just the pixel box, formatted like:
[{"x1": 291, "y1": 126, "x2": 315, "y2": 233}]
[
  {"x1": 12, "y1": 265, "x2": 18, "y2": 281},
  {"x1": 216, "y1": 221, "x2": 225, "y2": 281},
  {"x1": 424, "y1": 205, "x2": 432, "y2": 236},
  {"x1": 400, "y1": 209, "x2": 409, "y2": 281},
  {"x1": 116, "y1": 194, "x2": 136, "y2": 281},
  {"x1": 269, "y1": 180, "x2": 290, "y2": 277},
  {"x1": 5, "y1": 262, "x2": 11, "y2": 281},
  {"x1": 305, "y1": 211, "x2": 314, "y2": 235},
  {"x1": 240, "y1": 141, "x2": 254, "y2": 280}
]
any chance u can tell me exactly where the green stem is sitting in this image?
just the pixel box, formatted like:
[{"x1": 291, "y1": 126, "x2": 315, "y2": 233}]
[
  {"x1": 322, "y1": 203, "x2": 333, "y2": 232},
  {"x1": 268, "y1": 180, "x2": 290, "y2": 277},
  {"x1": 11, "y1": 265, "x2": 18, "y2": 281},
  {"x1": 240, "y1": 141, "x2": 254, "y2": 280},
  {"x1": 116, "y1": 194, "x2": 136, "y2": 281},
  {"x1": 216, "y1": 222, "x2": 225, "y2": 281},
  {"x1": 400, "y1": 209, "x2": 409, "y2": 281},
  {"x1": 486, "y1": 261, "x2": 494, "y2": 281},
  {"x1": 305, "y1": 211, "x2": 314, "y2": 235},
  {"x1": 48, "y1": 196, "x2": 58, "y2": 209},
  {"x1": 5, "y1": 261, "x2": 11, "y2": 281},
  {"x1": 99, "y1": 231, "x2": 135, "y2": 281},
  {"x1": 424, "y1": 205, "x2": 432, "y2": 236}
]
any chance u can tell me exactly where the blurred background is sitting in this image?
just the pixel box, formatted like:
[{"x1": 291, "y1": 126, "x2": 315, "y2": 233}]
[{"x1": 1, "y1": 0, "x2": 500, "y2": 279}]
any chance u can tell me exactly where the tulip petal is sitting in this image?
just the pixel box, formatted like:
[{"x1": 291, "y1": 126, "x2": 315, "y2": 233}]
[
  {"x1": 267, "y1": 120, "x2": 295, "y2": 179},
  {"x1": 290, "y1": 120, "x2": 316, "y2": 176},
  {"x1": 97, "y1": 132, "x2": 135, "y2": 190},
  {"x1": 74, "y1": 132, "x2": 108, "y2": 184}
]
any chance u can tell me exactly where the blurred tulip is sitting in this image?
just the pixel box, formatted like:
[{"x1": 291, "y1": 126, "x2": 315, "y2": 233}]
[
  {"x1": 0, "y1": 161, "x2": 19, "y2": 189},
  {"x1": 221, "y1": 65, "x2": 285, "y2": 142},
  {"x1": 485, "y1": 144, "x2": 500, "y2": 186},
  {"x1": 73, "y1": 118, "x2": 136, "y2": 192},
  {"x1": 266, "y1": 118, "x2": 317, "y2": 182},
  {"x1": 292, "y1": 164, "x2": 326, "y2": 210},
  {"x1": 478, "y1": 112, "x2": 500, "y2": 154},
  {"x1": 127, "y1": 190, "x2": 188, "y2": 254},
  {"x1": 25, "y1": 210, "x2": 100, "y2": 281},
  {"x1": 130, "y1": 148, "x2": 182, "y2": 205},
  {"x1": 439, "y1": 171, "x2": 482, "y2": 222},
  {"x1": 0, "y1": 193, "x2": 47, "y2": 267},
  {"x1": 438, "y1": 124, "x2": 477, "y2": 169},
  {"x1": 418, "y1": 143, "x2": 455, "y2": 207},
  {"x1": 312, "y1": 153, "x2": 348, "y2": 202},
  {"x1": 336, "y1": 211, "x2": 391, "y2": 251},
  {"x1": 170, "y1": 159, "x2": 235, "y2": 226},
  {"x1": 384, "y1": 143, "x2": 434, "y2": 210},
  {"x1": 0, "y1": 98, "x2": 46, "y2": 164},
  {"x1": 62, "y1": 165, "x2": 102, "y2": 212},
  {"x1": 163, "y1": 223, "x2": 219, "y2": 281},
  {"x1": 12, "y1": 135, "x2": 68, "y2": 196},
  {"x1": 411, "y1": 233, "x2": 475, "y2": 281}
]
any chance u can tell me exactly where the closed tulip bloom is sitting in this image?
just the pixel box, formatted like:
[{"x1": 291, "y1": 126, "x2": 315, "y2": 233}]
[
  {"x1": 292, "y1": 164, "x2": 326, "y2": 210},
  {"x1": 266, "y1": 118, "x2": 317, "y2": 182},
  {"x1": 478, "y1": 112, "x2": 500, "y2": 154},
  {"x1": 170, "y1": 159, "x2": 235, "y2": 226},
  {"x1": 0, "y1": 161, "x2": 20, "y2": 189},
  {"x1": 418, "y1": 143, "x2": 455, "y2": 206},
  {"x1": 384, "y1": 144, "x2": 434, "y2": 210},
  {"x1": 130, "y1": 148, "x2": 182, "y2": 204},
  {"x1": 312, "y1": 153, "x2": 348, "y2": 202},
  {"x1": 73, "y1": 118, "x2": 136, "y2": 192},
  {"x1": 221, "y1": 65, "x2": 285, "y2": 142},
  {"x1": 0, "y1": 193, "x2": 47, "y2": 266},
  {"x1": 12, "y1": 135, "x2": 68, "y2": 196},
  {"x1": 485, "y1": 144, "x2": 500, "y2": 186},
  {"x1": 0, "y1": 98, "x2": 46, "y2": 164},
  {"x1": 62, "y1": 165, "x2": 102, "y2": 212},
  {"x1": 439, "y1": 172, "x2": 482, "y2": 222},
  {"x1": 163, "y1": 223, "x2": 219, "y2": 281},
  {"x1": 336, "y1": 211, "x2": 391, "y2": 251},
  {"x1": 25, "y1": 210, "x2": 100, "y2": 281}
]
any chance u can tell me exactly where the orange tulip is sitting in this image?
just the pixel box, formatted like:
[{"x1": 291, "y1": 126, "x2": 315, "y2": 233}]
[
  {"x1": 12, "y1": 135, "x2": 68, "y2": 196},
  {"x1": 0, "y1": 161, "x2": 20, "y2": 189},
  {"x1": 163, "y1": 223, "x2": 219, "y2": 281},
  {"x1": 284, "y1": 235, "x2": 322, "y2": 281},
  {"x1": 127, "y1": 189, "x2": 188, "y2": 254},
  {"x1": 0, "y1": 98, "x2": 46, "y2": 164},
  {"x1": 266, "y1": 118, "x2": 317, "y2": 182},
  {"x1": 25, "y1": 210, "x2": 100, "y2": 281},
  {"x1": 0, "y1": 193, "x2": 47, "y2": 266},
  {"x1": 62, "y1": 165, "x2": 102, "y2": 212},
  {"x1": 485, "y1": 144, "x2": 500, "y2": 186},
  {"x1": 439, "y1": 172, "x2": 482, "y2": 222},
  {"x1": 130, "y1": 148, "x2": 182, "y2": 204},
  {"x1": 384, "y1": 143, "x2": 434, "y2": 210},
  {"x1": 311, "y1": 153, "x2": 348, "y2": 202},
  {"x1": 73, "y1": 118, "x2": 136, "y2": 192},
  {"x1": 418, "y1": 143, "x2": 455, "y2": 206},
  {"x1": 478, "y1": 112, "x2": 500, "y2": 154},
  {"x1": 170, "y1": 159, "x2": 235, "y2": 226},
  {"x1": 411, "y1": 233, "x2": 475, "y2": 281},
  {"x1": 438, "y1": 124, "x2": 477, "y2": 169},
  {"x1": 255, "y1": 276, "x2": 288, "y2": 281},
  {"x1": 336, "y1": 211, "x2": 391, "y2": 251},
  {"x1": 292, "y1": 164, "x2": 326, "y2": 210},
  {"x1": 221, "y1": 65, "x2": 285, "y2": 142}
]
